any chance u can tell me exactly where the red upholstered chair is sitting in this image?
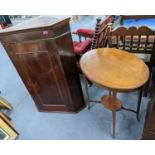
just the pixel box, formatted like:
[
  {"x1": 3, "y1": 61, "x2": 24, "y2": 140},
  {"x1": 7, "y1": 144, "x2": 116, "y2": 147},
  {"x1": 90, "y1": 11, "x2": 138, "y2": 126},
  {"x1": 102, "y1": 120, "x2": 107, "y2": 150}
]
[
  {"x1": 72, "y1": 15, "x2": 115, "y2": 71},
  {"x1": 73, "y1": 16, "x2": 115, "y2": 54}
]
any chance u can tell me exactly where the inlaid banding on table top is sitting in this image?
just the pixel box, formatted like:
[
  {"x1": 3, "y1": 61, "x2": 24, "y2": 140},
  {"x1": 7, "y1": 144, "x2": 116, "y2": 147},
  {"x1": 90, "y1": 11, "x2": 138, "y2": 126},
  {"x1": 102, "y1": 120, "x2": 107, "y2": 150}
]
[{"x1": 80, "y1": 48, "x2": 149, "y2": 90}]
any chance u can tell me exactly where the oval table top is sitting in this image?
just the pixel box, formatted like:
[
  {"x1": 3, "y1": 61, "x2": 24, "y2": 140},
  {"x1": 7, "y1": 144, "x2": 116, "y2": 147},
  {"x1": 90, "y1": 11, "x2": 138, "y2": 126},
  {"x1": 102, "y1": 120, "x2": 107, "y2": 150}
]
[{"x1": 80, "y1": 48, "x2": 149, "y2": 91}]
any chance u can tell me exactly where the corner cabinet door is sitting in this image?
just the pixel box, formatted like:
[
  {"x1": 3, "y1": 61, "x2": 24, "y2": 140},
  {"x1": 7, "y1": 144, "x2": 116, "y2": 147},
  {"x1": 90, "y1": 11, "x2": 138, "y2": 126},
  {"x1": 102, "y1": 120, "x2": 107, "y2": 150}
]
[{"x1": 7, "y1": 40, "x2": 74, "y2": 112}]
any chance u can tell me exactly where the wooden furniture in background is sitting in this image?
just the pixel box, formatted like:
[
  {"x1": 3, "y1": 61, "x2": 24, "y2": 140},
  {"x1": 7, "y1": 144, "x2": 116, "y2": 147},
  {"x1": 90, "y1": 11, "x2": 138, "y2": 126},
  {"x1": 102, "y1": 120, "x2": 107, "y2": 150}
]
[
  {"x1": 0, "y1": 16, "x2": 85, "y2": 113},
  {"x1": 0, "y1": 96, "x2": 13, "y2": 110},
  {"x1": 90, "y1": 16, "x2": 114, "y2": 49},
  {"x1": 0, "y1": 112, "x2": 13, "y2": 128},
  {"x1": 72, "y1": 16, "x2": 115, "y2": 72},
  {"x1": 0, "y1": 113, "x2": 18, "y2": 140},
  {"x1": 0, "y1": 97, "x2": 18, "y2": 140},
  {"x1": 72, "y1": 15, "x2": 114, "y2": 55},
  {"x1": 110, "y1": 15, "x2": 155, "y2": 29},
  {"x1": 120, "y1": 15, "x2": 155, "y2": 26},
  {"x1": 142, "y1": 90, "x2": 155, "y2": 139},
  {"x1": 108, "y1": 26, "x2": 155, "y2": 98},
  {"x1": 80, "y1": 48, "x2": 149, "y2": 138}
]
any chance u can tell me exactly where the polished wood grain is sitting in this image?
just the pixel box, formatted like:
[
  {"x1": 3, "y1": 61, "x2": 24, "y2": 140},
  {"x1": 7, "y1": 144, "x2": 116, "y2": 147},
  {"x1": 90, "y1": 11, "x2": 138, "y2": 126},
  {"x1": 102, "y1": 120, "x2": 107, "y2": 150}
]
[
  {"x1": 0, "y1": 16, "x2": 85, "y2": 112},
  {"x1": 80, "y1": 48, "x2": 149, "y2": 91}
]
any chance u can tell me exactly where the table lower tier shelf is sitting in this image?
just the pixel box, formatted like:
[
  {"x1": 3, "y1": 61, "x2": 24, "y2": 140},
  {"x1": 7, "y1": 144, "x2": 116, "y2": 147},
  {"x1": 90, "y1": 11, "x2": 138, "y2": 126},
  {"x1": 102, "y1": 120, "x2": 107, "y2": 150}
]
[{"x1": 101, "y1": 95, "x2": 122, "y2": 111}]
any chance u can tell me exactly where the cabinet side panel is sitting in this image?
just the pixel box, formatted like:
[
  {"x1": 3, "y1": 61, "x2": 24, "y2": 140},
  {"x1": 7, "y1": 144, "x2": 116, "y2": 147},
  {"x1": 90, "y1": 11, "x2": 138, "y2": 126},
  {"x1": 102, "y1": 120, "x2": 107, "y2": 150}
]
[{"x1": 55, "y1": 23, "x2": 85, "y2": 111}]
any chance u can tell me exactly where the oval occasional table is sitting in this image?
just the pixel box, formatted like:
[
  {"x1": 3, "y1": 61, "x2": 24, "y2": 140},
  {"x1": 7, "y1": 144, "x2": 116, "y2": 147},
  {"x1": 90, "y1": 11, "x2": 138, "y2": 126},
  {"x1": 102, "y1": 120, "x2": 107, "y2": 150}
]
[{"x1": 80, "y1": 48, "x2": 149, "y2": 138}]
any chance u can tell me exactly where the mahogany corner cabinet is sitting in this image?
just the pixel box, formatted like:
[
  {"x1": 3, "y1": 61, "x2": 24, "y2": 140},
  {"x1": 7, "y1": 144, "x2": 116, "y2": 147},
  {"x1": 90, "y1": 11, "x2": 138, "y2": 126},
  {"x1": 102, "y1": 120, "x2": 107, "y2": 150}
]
[{"x1": 0, "y1": 16, "x2": 85, "y2": 112}]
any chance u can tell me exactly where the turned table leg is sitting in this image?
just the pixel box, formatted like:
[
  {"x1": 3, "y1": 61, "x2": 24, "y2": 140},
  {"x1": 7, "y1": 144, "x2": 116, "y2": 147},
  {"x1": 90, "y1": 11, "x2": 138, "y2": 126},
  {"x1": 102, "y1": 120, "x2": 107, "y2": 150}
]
[{"x1": 111, "y1": 91, "x2": 117, "y2": 139}]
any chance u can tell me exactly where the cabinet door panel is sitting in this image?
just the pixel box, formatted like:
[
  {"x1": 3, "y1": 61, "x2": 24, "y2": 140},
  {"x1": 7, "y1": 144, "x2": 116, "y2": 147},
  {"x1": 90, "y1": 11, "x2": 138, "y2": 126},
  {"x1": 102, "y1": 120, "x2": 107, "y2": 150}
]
[{"x1": 9, "y1": 41, "x2": 72, "y2": 110}]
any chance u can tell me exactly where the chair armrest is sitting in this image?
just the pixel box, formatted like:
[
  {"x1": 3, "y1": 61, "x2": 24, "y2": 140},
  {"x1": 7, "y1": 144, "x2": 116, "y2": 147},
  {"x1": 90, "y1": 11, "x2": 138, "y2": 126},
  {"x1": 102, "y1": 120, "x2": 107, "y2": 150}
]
[
  {"x1": 73, "y1": 28, "x2": 95, "y2": 38},
  {"x1": 77, "y1": 28, "x2": 95, "y2": 38}
]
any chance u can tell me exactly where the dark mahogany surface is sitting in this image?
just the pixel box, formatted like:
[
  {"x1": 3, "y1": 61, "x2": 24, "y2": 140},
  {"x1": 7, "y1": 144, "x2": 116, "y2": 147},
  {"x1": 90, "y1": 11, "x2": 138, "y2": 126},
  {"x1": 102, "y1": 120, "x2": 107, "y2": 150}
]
[{"x1": 0, "y1": 16, "x2": 85, "y2": 112}]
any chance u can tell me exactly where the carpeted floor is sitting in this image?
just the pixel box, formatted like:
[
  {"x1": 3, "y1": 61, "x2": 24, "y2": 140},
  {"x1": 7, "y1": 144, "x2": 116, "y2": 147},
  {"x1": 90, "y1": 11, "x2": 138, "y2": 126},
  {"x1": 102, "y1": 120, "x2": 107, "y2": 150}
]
[{"x1": 10, "y1": 81, "x2": 149, "y2": 140}]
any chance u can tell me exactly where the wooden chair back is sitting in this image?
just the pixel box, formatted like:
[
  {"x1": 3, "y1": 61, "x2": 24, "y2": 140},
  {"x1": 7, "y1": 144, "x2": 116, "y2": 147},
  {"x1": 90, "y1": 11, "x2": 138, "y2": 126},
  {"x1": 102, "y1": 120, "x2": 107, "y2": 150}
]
[
  {"x1": 91, "y1": 15, "x2": 115, "y2": 49},
  {"x1": 108, "y1": 26, "x2": 155, "y2": 65}
]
